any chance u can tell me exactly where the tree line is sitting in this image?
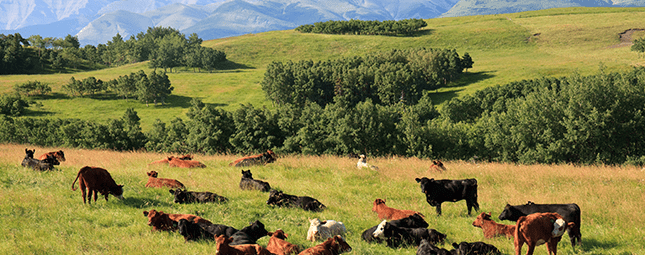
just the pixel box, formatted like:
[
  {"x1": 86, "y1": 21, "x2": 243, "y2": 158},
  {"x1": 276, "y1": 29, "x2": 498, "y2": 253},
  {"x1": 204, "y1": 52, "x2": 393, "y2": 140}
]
[
  {"x1": 295, "y1": 19, "x2": 428, "y2": 36},
  {"x1": 0, "y1": 27, "x2": 226, "y2": 74}
]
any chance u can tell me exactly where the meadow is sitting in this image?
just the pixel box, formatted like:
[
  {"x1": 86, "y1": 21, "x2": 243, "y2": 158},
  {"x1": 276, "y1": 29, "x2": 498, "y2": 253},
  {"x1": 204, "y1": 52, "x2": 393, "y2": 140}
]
[{"x1": 1, "y1": 143, "x2": 643, "y2": 254}]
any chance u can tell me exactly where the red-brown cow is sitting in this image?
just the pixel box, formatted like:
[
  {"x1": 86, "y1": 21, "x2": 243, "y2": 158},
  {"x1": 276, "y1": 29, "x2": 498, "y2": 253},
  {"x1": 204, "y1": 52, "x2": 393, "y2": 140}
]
[
  {"x1": 148, "y1": 155, "x2": 193, "y2": 165},
  {"x1": 514, "y1": 212, "x2": 575, "y2": 255},
  {"x1": 215, "y1": 235, "x2": 273, "y2": 255},
  {"x1": 145, "y1": 171, "x2": 185, "y2": 189},
  {"x1": 472, "y1": 212, "x2": 516, "y2": 239},
  {"x1": 230, "y1": 150, "x2": 277, "y2": 167},
  {"x1": 38, "y1": 150, "x2": 66, "y2": 162},
  {"x1": 372, "y1": 198, "x2": 424, "y2": 220},
  {"x1": 267, "y1": 229, "x2": 300, "y2": 255},
  {"x1": 71, "y1": 166, "x2": 124, "y2": 204},
  {"x1": 142, "y1": 209, "x2": 210, "y2": 231},
  {"x1": 168, "y1": 156, "x2": 206, "y2": 168},
  {"x1": 429, "y1": 160, "x2": 446, "y2": 171},
  {"x1": 298, "y1": 235, "x2": 352, "y2": 255}
]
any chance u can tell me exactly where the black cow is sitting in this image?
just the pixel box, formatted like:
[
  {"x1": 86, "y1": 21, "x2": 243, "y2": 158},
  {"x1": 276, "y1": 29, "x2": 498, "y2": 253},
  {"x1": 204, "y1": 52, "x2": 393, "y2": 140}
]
[
  {"x1": 169, "y1": 189, "x2": 228, "y2": 204},
  {"x1": 452, "y1": 241, "x2": 501, "y2": 255},
  {"x1": 199, "y1": 221, "x2": 238, "y2": 238},
  {"x1": 21, "y1": 149, "x2": 59, "y2": 171},
  {"x1": 415, "y1": 177, "x2": 479, "y2": 216},
  {"x1": 498, "y1": 201, "x2": 582, "y2": 247},
  {"x1": 239, "y1": 170, "x2": 271, "y2": 192},
  {"x1": 266, "y1": 189, "x2": 326, "y2": 212},
  {"x1": 417, "y1": 239, "x2": 456, "y2": 255},
  {"x1": 229, "y1": 220, "x2": 269, "y2": 245},
  {"x1": 178, "y1": 219, "x2": 212, "y2": 242},
  {"x1": 361, "y1": 214, "x2": 429, "y2": 244}
]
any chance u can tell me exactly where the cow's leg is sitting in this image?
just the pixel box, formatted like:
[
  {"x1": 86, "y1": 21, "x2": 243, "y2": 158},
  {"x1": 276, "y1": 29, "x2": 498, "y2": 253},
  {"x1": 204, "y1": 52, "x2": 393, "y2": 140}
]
[
  {"x1": 92, "y1": 189, "x2": 98, "y2": 203},
  {"x1": 80, "y1": 180, "x2": 87, "y2": 204},
  {"x1": 514, "y1": 240, "x2": 523, "y2": 255},
  {"x1": 546, "y1": 241, "x2": 558, "y2": 255},
  {"x1": 526, "y1": 244, "x2": 536, "y2": 255},
  {"x1": 567, "y1": 228, "x2": 580, "y2": 246},
  {"x1": 435, "y1": 204, "x2": 442, "y2": 215}
]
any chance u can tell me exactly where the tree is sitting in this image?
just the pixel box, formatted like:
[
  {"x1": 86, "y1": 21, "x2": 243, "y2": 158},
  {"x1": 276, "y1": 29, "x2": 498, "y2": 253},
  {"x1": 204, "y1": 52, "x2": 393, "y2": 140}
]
[{"x1": 631, "y1": 37, "x2": 645, "y2": 57}]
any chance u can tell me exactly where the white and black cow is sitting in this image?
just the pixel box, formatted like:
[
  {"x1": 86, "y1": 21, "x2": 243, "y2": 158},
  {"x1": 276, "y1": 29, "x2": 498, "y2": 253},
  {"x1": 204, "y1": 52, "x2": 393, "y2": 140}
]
[
  {"x1": 266, "y1": 189, "x2": 326, "y2": 212},
  {"x1": 372, "y1": 219, "x2": 446, "y2": 248},
  {"x1": 239, "y1": 169, "x2": 271, "y2": 192},
  {"x1": 361, "y1": 213, "x2": 429, "y2": 244},
  {"x1": 229, "y1": 220, "x2": 270, "y2": 245},
  {"x1": 415, "y1": 177, "x2": 479, "y2": 216},
  {"x1": 498, "y1": 201, "x2": 581, "y2": 247},
  {"x1": 452, "y1": 241, "x2": 501, "y2": 255},
  {"x1": 169, "y1": 189, "x2": 228, "y2": 204}
]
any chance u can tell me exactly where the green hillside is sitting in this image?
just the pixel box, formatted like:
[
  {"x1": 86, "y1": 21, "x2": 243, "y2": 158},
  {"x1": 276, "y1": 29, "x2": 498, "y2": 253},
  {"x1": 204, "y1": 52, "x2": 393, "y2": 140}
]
[{"x1": 1, "y1": 7, "x2": 645, "y2": 131}]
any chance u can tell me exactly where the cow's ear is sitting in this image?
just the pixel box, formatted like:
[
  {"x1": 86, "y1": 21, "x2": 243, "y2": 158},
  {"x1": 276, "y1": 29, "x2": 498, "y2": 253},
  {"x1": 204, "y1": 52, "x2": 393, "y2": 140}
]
[
  {"x1": 415, "y1": 178, "x2": 421, "y2": 183},
  {"x1": 169, "y1": 189, "x2": 175, "y2": 194},
  {"x1": 143, "y1": 211, "x2": 149, "y2": 216}
]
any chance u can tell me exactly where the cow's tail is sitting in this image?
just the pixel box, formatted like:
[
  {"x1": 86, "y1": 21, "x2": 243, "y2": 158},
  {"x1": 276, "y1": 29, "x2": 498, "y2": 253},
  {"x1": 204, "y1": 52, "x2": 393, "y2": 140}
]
[{"x1": 71, "y1": 167, "x2": 85, "y2": 191}]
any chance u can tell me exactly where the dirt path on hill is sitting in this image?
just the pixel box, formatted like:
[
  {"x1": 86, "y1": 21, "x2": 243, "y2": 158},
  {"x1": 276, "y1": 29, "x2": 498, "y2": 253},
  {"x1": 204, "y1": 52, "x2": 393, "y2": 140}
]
[{"x1": 607, "y1": 28, "x2": 645, "y2": 48}]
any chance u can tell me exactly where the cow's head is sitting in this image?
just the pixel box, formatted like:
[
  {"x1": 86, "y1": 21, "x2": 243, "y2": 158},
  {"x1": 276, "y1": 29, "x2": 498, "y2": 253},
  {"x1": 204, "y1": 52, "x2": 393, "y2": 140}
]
[
  {"x1": 241, "y1": 169, "x2": 253, "y2": 179},
  {"x1": 178, "y1": 154, "x2": 193, "y2": 160},
  {"x1": 241, "y1": 220, "x2": 269, "y2": 239},
  {"x1": 372, "y1": 198, "x2": 386, "y2": 212},
  {"x1": 53, "y1": 150, "x2": 66, "y2": 161},
  {"x1": 42, "y1": 154, "x2": 60, "y2": 166},
  {"x1": 266, "y1": 189, "x2": 284, "y2": 205},
  {"x1": 215, "y1": 235, "x2": 234, "y2": 254},
  {"x1": 372, "y1": 220, "x2": 388, "y2": 239},
  {"x1": 25, "y1": 148, "x2": 35, "y2": 159},
  {"x1": 552, "y1": 218, "x2": 575, "y2": 238},
  {"x1": 308, "y1": 218, "x2": 327, "y2": 240},
  {"x1": 147, "y1": 171, "x2": 159, "y2": 178},
  {"x1": 110, "y1": 184, "x2": 124, "y2": 199},
  {"x1": 472, "y1": 212, "x2": 492, "y2": 228},
  {"x1": 498, "y1": 204, "x2": 525, "y2": 221},
  {"x1": 170, "y1": 189, "x2": 189, "y2": 204},
  {"x1": 427, "y1": 229, "x2": 447, "y2": 244},
  {"x1": 143, "y1": 209, "x2": 174, "y2": 231},
  {"x1": 331, "y1": 235, "x2": 352, "y2": 253},
  {"x1": 269, "y1": 229, "x2": 288, "y2": 240}
]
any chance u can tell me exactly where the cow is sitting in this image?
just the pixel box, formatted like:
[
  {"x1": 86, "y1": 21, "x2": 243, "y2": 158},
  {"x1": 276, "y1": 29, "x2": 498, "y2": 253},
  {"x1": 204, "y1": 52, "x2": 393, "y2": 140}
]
[
  {"x1": 178, "y1": 218, "x2": 212, "y2": 241},
  {"x1": 240, "y1": 170, "x2": 271, "y2": 192},
  {"x1": 372, "y1": 220, "x2": 446, "y2": 248},
  {"x1": 452, "y1": 241, "x2": 501, "y2": 255},
  {"x1": 266, "y1": 190, "x2": 326, "y2": 212},
  {"x1": 71, "y1": 166, "x2": 124, "y2": 204},
  {"x1": 417, "y1": 239, "x2": 456, "y2": 255},
  {"x1": 215, "y1": 235, "x2": 273, "y2": 255},
  {"x1": 429, "y1": 160, "x2": 446, "y2": 171},
  {"x1": 38, "y1": 150, "x2": 66, "y2": 162},
  {"x1": 200, "y1": 221, "x2": 239, "y2": 238},
  {"x1": 306, "y1": 218, "x2": 347, "y2": 242},
  {"x1": 22, "y1": 153, "x2": 59, "y2": 171},
  {"x1": 356, "y1": 154, "x2": 378, "y2": 170},
  {"x1": 230, "y1": 150, "x2": 277, "y2": 167},
  {"x1": 514, "y1": 212, "x2": 575, "y2": 255},
  {"x1": 498, "y1": 201, "x2": 581, "y2": 246},
  {"x1": 229, "y1": 220, "x2": 270, "y2": 245},
  {"x1": 169, "y1": 189, "x2": 227, "y2": 204},
  {"x1": 168, "y1": 156, "x2": 206, "y2": 168},
  {"x1": 145, "y1": 171, "x2": 185, "y2": 189},
  {"x1": 267, "y1": 229, "x2": 300, "y2": 255},
  {"x1": 149, "y1": 155, "x2": 193, "y2": 165},
  {"x1": 142, "y1": 209, "x2": 209, "y2": 231},
  {"x1": 299, "y1": 235, "x2": 352, "y2": 255},
  {"x1": 415, "y1": 177, "x2": 479, "y2": 216},
  {"x1": 372, "y1": 198, "x2": 424, "y2": 220},
  {"x1": 472, "y1": 212, "x2": 516, "y2": 239},
  {"x1": 362, "y1": 211, "x2": 428, "y2": 244}
]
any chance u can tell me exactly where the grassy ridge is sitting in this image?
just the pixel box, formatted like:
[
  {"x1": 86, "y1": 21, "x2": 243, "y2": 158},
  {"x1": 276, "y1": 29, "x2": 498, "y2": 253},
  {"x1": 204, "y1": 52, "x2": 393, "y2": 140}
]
[{"x1": 1, "y1": 143, "x2": 643, "y2": 254}]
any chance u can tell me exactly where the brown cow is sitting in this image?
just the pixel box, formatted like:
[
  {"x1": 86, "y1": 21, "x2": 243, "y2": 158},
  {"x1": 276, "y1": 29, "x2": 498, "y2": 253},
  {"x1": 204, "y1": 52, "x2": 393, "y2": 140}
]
[
  {"x1": 229, "y1": 150, "x2": 277, "y2": 167},
  {"x1": 145, "y1": 171, "x2": 185, "y2": 189},
  {"x1": 267, "y1": 229, "x2": 300, "y2": 255},
  {"x1": 299, "y1": 235, "x2": 352, "y2": 255},
  {"x1": 142, "y1": 209, "x2": 210, "y2": 231},
  {"x1": 168, "y1": 156, "x2": 206, "y2": 168},
  {"x1": 372, "y1": 198, "x2": 424, "y2": 220},
  {"x1": 514, "y1": 212, "x2": 575, "y2": 255},
  {"x1": 429, "y1": 160, "x2": 446, "y2": 171},
  {"x1": 38, "y1": 150, "x2": 66, "y2": 162},
  {"x1": 472, "y1": 212, "x2": 516, "y2": 239},
  {"x1": 149, "y1": 155, "x2": 193, "y2": 165},
  {"x1": 215, "y1": 235, "x2": 273, "y2": 255},
  {"x1": 71, "y1": 166, "x2": 124, "y2": 204}
]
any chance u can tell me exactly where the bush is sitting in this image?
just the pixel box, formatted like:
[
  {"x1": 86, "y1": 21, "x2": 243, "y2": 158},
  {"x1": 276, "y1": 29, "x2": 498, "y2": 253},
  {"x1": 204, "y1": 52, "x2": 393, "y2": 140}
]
[{"x1": 13, "y1": 81, "x2": 52, "y2": 96}]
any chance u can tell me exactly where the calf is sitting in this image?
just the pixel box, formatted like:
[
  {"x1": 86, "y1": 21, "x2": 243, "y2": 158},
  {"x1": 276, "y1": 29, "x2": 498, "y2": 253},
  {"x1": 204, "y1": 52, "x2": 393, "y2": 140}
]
[
  {"x1": 230, "y1": 150, "x2": 277, "y2": 167},
  {"x1": 356, "y1": 154, "x2": 378, "y2": 170},
  {"x1": 178, "y1": 218, "x2": 212, "y2": 241},
  {"x1": 142, "y1": 209, "x2": 210, "y2": 232},
  {"x1": 514, "y1": 212, "x2": 575, "y2": 255},
  {"x1": 230, "y1": 220, "x2": 270, "y2": 245},
  {"x1": 306, "y1": 218, "x2": 347, "y2": 242},
  {"x1": 215, "y1": 235, "x2": 273, "y2": 255},
  {"x1": 169, "y1": 189, "x2": 228, "y2": 204},
  {"x1": 267, "y1": 229, "x2": 300, "y2": 255},
  {"x1": 415, "y1": 177, "x2": 479, "y2": 216},
  {"x1": 266, "y1": 190, "x2": 326, "y2": 212},
  {"x1": 22, "y1": 154, "x2": 59, "y2": 171},
  {"x1": 38, "y1": 150, "x2": 66, "y2": 162},
  {"x1": 429, "y1": 160, "x2": 446, "y2": 171},
  {"x1": 372, "y1": 198, "x2": 424, "y2": 220},
  {"x1": 452, "y1": 241, "x2": 501, "y2": 255},
  {"x1": 72, "y1": 166, "x2": 124, "y2": 204},
  {"x1": 299, "y1": 235, "x2": 352, "y2": 255},
  {"x1": 417, "y1": 239, "x2": 456, "y2": 255},
  {"x1": 150, "y1": 155, "x2": 194, "y2": 165},
  {"x1": 168, "y1": 156, "x2": 206, "y2": 168},
  {"x1": 372, "y1": 220, "x2": 445, "y2": 248},
  {"x1": 239, "y1": 170, "x2": 271, "y2": 192},
  {"x1": 472, "y1": 212, "x2": 516, "y2": 239},
  {"x1": 200, "y1": 221, "x2": 239, "y2": 238},
  {"x1": 498, "y1": 201, "x2": 581, "y2": 247},
  {"x1": 362, "y1": 213, "x2": 428, "y2": 244},
  {"x1": 145, "y1": 171, "x2": 185, "y2": 189}
]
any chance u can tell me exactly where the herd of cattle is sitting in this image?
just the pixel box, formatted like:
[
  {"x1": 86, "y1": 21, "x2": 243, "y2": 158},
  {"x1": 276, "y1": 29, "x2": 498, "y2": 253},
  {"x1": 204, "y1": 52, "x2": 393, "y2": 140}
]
[{"x1": 20, "y1": 149, "x2": 583, "y2": 255}]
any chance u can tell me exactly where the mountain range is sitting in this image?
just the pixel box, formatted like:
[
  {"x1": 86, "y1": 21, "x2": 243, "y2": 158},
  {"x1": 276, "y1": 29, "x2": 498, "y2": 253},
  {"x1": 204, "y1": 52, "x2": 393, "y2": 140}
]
[{"x1": 1, "y1": 0, "x2": 644, "y2": 46}]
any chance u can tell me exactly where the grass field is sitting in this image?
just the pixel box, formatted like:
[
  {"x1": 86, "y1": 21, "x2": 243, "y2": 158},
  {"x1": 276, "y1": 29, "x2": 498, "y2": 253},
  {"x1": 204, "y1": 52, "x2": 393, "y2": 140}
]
[{"x1": 1, "y1": 143, "x2": 644, "y2": 254}]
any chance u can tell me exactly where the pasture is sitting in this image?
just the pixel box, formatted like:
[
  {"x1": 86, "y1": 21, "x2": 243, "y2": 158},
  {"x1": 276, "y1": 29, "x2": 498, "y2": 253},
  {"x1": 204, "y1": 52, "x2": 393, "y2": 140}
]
[{"x1": 1, "y1": 143, "x2": 643, "y2": 254}]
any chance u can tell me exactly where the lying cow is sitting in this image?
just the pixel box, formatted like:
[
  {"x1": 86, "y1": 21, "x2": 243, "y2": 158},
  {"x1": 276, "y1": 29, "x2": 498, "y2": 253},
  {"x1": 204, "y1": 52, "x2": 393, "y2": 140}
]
[
  {"x1": 372, "y1": 220, "x2": 446, "y2": 248},
  {"x1": 178, "y1": 219, "x2": 212, "y2": 241},
  {"x1": 306, "y1": 218, "x2": 347, "y2": 242},
  {"x1": 498, "y1": 201, "x2": 581, "y2": 246},
  {"x1": 215, "y1": 234, "x2": 273, "y2": 255},
  {"x1": 266, "y1": 189, "x2": 326, "y2": 212},
  {"x1": 356, "y1": 154, "x2": 379, "y2": 170},
  {"x1": 361, "y1": 213, "x2": 429, "y2": 244},
  {"x1": 472, "y1": 212, "x2": 516, "y2": 239},
  {"x1": 22, "y1": 153, "x2": 59, "y2": 171},
  {"x1": 452, "y1": 241, "x2": 501, "y2": 255},
  {"x1": 428, "y1": 160, "x2": 446, "y2": 171},
  {"x1": 169, "y1": 189, "x2": 227, "y2": 204},
  {"x1": 415, "y1": 177, "x2": 479, "y2": 216},
  {"x1": 299, "y1": 235, "x2": 352, "y2": 255},
  {"x1": 38, "y1": 150, "x2": 66, "y2": 162},
  {"x1": 149, "y1": 155, "x2": 193, "y2": 165},
  {"x1": 142, "y1": 209, "x2": 209, "y2": 231},
  {"x1": 145, "y1": 171, "x2": 185, "y2": 189},
  {"x1": 239, "y1": 169, "x2": 271, "y2": 192},
  {"x1": 230, "y1": 150, "x2": 277, "y2": 167},
  {"x1": 372, "y1": 198, "x2": 424, "y2": 220},
  {"x1": 72, "y1": 166, "x2": 124, "y2": 204},
  {"x1": 229, "y1": 220, "x2": 269, "y2": 245},
  {"x1": 168, "y1": 156, "x2": 206, "y2": 168},
  {"x1": 417, "y1": 239, "x2": 455, "y2": 255},
  {"x1": 267, "y1": 229, "x2": 300, "y2": 255},
  {"x1": 199, "y1": 221, "x2": 239, "y2": 238},
  {"x1": 514, "y1": 212, "x2": 575, "y2": 255}
]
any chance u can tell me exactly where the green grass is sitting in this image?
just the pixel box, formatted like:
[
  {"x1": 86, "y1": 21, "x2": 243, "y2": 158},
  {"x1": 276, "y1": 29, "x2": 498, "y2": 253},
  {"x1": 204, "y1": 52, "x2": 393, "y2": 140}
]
[{"x1": 1, "y1": 144, "x2": 644, "y2": 254}]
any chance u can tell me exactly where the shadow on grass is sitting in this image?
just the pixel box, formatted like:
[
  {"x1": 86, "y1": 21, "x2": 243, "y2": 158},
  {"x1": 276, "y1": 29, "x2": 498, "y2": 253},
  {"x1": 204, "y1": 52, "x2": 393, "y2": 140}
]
[
  {"x1": 429, "y1": 71, "x2": 496, "y2": 105},
  {"x1": 577, "y1": 237, "x2": 622, "y2": 253},
  {"x1": 214, "y1": 60, "x2": 254, "y2": 70},
  {"x1": 154, "y1": 95, "x2": 227, "y2": 109}
]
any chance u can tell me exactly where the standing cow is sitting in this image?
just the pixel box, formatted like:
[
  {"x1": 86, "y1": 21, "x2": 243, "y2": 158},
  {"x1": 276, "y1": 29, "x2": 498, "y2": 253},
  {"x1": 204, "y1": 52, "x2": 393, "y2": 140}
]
[
  {"x1": 514, "y1": 212, "x2": 575, "y2": 255},
  {"x1": 415, "y1": 177, "x2": 479, "y2": 216},
  {"x1": 498, "y1": 201, "x2": 581, "y2": 247},
  {"x1": 71, "y1": 166, "x2": 124, "y2": 204}
]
